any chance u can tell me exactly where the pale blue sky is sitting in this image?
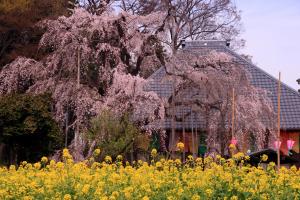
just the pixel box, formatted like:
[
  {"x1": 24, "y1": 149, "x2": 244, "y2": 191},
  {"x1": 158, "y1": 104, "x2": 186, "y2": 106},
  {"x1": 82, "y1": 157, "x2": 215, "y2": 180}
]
[{"x1": 236, "y1": 0, "x2": 300, "y2": 90}]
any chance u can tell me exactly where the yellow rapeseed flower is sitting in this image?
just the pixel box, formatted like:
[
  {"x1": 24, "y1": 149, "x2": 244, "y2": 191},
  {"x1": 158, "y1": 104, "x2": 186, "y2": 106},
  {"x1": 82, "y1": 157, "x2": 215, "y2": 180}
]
[
  {"x1": 156, "y1": 161, "x2": 163, "y2": 169},
  {"x1": 177, "y1": 142, "x2": 185, "y2": 151},
  {"x1": 187, "y1": 155, "x2": 193, "y2": 161},
  {"x1": 205, "y1": 189, "x2": 213, "y2": 197},
  {"x1": 116, "y1": 155, "x2": 123, "y2": 161},
  {"x1": 111, "y1": 191, "x2": 119, "y2": 198},
  {"x1": 104, "y1": 156, "x2": 112, "y2": 163},
  {"x1": 261, "y1": 154, "x2": 268, "y2": 162},
  {"x1": 41, "y1": 156, "x2": 48, "y2": 163},
  {"x1": 63, "y1": 148, "x2": 69, "y2": 157},
  {"x1": 82, "y1": 184, "x2": 90, "y2": 194},
  {"x1": 151, "y1": 148, "x2": 157, "y2": 157},
  {"x1": 191, "y1": 194, "x2": 200, "y2": 200},
  {"x1": 175, "y1": 159, "x2": 181, "y2": 165},
  {"x1": 33, "y1": 162, "x2": 41, "y2": 170},
  {"x1": 63, "y1": 194, "x2": 71, "y2": 200},
  {"x1": 233, "y1": 152, "x2": 244, "y2": 160},
  {"x1": 0, "y1": 149, "x2": 299, "y2": 199},
  {"x1": 231, "y1": 196, "x2": 238, "y2": 200},
  {"x1": 229, "y1": 144, "x2": 236, "y2": 150},
  {"x1": 93, "y1": 148, "x2": 101, "y2": 157}
]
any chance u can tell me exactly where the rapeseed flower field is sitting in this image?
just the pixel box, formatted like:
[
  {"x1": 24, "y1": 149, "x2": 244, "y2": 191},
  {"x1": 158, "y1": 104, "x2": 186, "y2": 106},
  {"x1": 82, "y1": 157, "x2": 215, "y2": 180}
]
[{"x1": 0, "y1": 148, "x2": 299, "y2": 200}]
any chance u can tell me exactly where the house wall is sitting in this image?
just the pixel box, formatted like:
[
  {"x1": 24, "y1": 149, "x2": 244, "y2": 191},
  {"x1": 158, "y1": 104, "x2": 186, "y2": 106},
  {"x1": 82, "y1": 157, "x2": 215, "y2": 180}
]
[
  {"x1": 167, "y1": 131, "x2": 200, "y2": 154},
  {"x1": 280, "y1": 130, "x2": 300, "y2": 155},
  {"x1": 167, "y1": 129, "x2": 300, "y2": 156}
]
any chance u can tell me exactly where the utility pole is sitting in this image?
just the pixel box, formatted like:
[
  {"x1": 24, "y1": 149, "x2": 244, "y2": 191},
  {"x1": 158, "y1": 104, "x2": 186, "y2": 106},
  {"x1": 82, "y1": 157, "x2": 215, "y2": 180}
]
[{"x1": 297, "y1": 79, "x2": 300, "y2": 93}]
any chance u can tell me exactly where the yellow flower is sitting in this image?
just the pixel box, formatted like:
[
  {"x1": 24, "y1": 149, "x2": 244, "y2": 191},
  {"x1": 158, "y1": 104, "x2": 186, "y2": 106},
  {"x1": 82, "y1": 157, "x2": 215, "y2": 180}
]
[
  {"x1": 116, "y1": 155, "x2": 123, "y2": 161},
  {"x1": 205, "y1": 189, "x2": 213, "y2": 197},
  {"x1": 231, "y1": 196, "x2": 238, "y2": 200},
  {"x1": 156, "y1": 161, "x2": 163, "y2": 169},
  {"x1": 111, "y1": 191, "x2": 119, "y2": 198},
  {"x1": 151, "y1": 148, "x2": 157, "y2": 157},
  {"x1": 93, "y1": 148, "x2": 101, "y2": 156},
  {"x1": 41, "y1": 156, "x2": 48, "y2": 163},
  {"x1": 175, "y1": 159, "x2": 181, "y2": 165},
  {"x1": 290, "y1": 165, "x2": 297, "y2": 173},
  {"x1": 233, "y1": 152, "x2": 244, "y2": 160},
  {"x1": 63, "y1": 148, "x2": 73, "y2": 160},
  {"x1": 123, "y1": 187, "x2": 133, "y2": 198},
  {"x1": 63, "y1": 194, "x2": 72, "y2": 200},
  {"x1": 261, "y1": 154, "x2": 268, "y2": 162},
  {"x1": 142, "y1": 196, "x2": 149, "y2": 200},
  {"x1": 229, "y1": 144, "x2": 236, "y2": 150},
  {"x1": 177, "y1": 142, "x2": 185, "y2": 151},
  {"x1": 1, "y1": 150, "x2": 300, "y2": 199},
  {"x1": 105, "y1": 156, "x2": 112, "y2": 163},
  {"x1": 23, "y1": 196, "x2": 33, "y2": 200},
  {"x1": 187, "y1": 155, "x2": 193, "y2": 161},
  {"x1": 9, "y1": 165, "x2": 16, "y2": 171},
  {"x1": 56, "y1": 161, "x2": 64, "y2": 169},
  {"x1": 191, "y1": 194, "x2": 200, "y2": 200},
  {"x1": 33, "y1": 162, "x2": 41, "y2": 170},
  {"x1": 63, "y1": 148, "x2": 69, "y2": 156},
  {"x1": 21, "y1": 161, "x2": 27, "y2": 166},
  {"x1": 82, "y1": 184, "x2": 90, "y2": 194},
  {"x1": 50, "y1": 159, "x2": 56, "y2": 165}
]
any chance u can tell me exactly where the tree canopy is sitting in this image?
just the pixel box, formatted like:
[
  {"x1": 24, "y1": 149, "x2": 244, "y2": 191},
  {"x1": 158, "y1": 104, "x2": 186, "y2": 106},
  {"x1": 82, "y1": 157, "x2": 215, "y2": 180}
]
[
  {"x1": 0, "y1": 0, "x2": 76, "y2": 69},
  {"x1": 0, "y1": 93, "x2": 62, "y2": 164}
]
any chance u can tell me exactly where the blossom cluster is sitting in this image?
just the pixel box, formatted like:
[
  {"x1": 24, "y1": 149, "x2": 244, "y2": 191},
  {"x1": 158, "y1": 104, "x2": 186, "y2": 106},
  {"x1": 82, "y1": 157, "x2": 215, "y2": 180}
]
[{"x1": 0, "y1": 149, "x2": 299, "y2": 199}]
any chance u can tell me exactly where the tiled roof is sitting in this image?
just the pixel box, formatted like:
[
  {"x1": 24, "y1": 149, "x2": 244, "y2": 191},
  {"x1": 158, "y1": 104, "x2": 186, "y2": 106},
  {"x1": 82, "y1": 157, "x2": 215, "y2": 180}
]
[{"x1": 145, "y1": 41, "x2": 300, "y2": 130}]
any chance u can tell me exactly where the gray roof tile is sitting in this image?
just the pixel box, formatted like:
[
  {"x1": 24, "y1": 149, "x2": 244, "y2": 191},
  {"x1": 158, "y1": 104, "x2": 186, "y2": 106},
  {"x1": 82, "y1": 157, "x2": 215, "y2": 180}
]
[{"x1": 145, "y1": 41, "x2": 300, "y2": 130}]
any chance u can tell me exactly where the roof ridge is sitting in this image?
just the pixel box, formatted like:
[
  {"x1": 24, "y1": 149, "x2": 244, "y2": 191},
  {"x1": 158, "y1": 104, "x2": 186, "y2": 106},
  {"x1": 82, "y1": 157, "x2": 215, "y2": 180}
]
[{"x1": 223, "y1": 46, "x2": 300, "y2": 98}]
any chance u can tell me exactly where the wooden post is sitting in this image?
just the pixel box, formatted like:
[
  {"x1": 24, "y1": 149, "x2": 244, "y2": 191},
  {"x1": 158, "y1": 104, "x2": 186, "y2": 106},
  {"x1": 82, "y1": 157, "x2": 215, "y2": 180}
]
[
  {"x1": 77, "y1": 47, "x2": 80, "y2": 89},
  {"x1": 277, "y1": 72, "x2": 281, "y2": 171},
  {"x1": 171, "y1": 82, "x2": 176, "y2": 157},
  {"x1": 75, "y1": 47, "x2": 81, "y2": 148},
  {"x1": 65, "y1": 110, "x2": 69, "y2": 147},
  {"x1": 131, "y1": 139, "x2": 134, "y2": 164},
  {"x1": 182, "y1": 112, "x2": 186, "y2": 162},
  {"x1": 191, "y1": 109, "x2": 195, "y2": 158},
  {"x1": 195, "y1": 115, "x2": 198, "y2": 157},
  {"x1": 232, "y1": 88, "x2": 235, "y2": 139}
]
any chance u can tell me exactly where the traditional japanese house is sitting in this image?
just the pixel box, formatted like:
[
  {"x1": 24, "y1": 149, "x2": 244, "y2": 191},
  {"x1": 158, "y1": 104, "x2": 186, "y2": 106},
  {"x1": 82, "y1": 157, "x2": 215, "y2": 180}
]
[{"x1": 145, "y1": 40, "x2": 300, "y2": 156}]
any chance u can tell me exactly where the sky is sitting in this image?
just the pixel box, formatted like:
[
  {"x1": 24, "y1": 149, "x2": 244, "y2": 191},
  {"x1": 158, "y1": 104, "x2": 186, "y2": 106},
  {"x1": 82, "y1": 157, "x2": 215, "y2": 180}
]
[{"x1": 235, "y1": 0, "x2": 300, "y2": 90}]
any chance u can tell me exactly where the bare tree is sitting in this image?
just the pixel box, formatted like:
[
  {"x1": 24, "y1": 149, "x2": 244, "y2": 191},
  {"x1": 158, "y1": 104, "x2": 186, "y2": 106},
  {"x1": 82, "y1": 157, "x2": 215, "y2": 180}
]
[
  {"x1": 119, "y1": 0, "x2": 243, "y2": 52},
  {"x1": 77, "y1": 0, "x2": 113, "y2": 14}
]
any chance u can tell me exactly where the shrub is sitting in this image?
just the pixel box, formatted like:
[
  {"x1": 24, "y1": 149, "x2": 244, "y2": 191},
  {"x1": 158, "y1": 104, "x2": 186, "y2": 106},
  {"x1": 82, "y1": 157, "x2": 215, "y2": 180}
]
[{"x1": 0, "y1": 93, "x2": 62, "y2": 164}]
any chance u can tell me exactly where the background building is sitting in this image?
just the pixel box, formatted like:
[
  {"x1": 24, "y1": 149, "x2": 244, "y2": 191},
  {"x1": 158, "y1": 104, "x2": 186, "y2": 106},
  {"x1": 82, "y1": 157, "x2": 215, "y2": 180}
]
[{"x1": 145, "y1": 40, "x2": 300, "y2": 156}]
